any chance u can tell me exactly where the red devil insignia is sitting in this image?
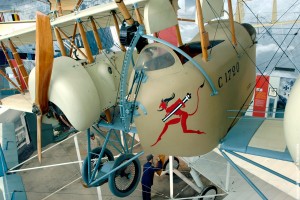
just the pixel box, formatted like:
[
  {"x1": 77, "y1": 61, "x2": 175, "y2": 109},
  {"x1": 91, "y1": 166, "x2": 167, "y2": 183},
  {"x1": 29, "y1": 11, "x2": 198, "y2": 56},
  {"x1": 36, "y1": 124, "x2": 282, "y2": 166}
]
[{"x1": 151, "y1": 81, "x2": 206, "y2": 146}]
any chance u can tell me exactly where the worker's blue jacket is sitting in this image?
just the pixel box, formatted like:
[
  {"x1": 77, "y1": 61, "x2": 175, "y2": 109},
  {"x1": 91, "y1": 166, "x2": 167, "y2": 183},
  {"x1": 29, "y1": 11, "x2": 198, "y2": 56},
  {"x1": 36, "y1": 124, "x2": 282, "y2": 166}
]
[{"x1": 141, "y1": 161, "x2": 162, "y2": 187}]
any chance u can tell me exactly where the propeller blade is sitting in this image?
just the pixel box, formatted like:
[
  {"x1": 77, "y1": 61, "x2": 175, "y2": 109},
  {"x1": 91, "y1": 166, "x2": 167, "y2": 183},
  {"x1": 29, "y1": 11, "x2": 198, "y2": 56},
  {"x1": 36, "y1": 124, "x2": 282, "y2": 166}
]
[
  {"x1": 37, "y1": 115, "x2": 42, "y2": 162},
  {"x1": 35, "y1": 12, "x2": 54, "y2": 163}
]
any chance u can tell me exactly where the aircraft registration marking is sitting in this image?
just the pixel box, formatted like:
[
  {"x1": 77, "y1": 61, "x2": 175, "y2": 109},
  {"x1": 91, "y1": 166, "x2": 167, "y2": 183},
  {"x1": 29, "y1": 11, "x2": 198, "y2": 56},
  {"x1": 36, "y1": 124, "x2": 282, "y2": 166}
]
[{"x1": 218, "y1": 62, "x2": 240, "y2": 88}]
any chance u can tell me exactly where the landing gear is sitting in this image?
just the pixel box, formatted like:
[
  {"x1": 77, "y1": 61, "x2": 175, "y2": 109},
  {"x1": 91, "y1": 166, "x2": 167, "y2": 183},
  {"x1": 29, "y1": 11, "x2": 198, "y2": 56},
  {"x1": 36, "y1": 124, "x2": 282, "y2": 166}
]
[
  {"x1": 109, "y1": 154, "x2": 141, "y2": 197},
  {"x1": 81, "y1": 127, "x2": 143, "y2": 197},
  {"x1": 81, "y1": 147, "x2": 114, "y2": 187},
  {"x1": 163, "y1": 156, "x2": 180, "y2": 175},
  {"x1": 199, "y1": 185, "x2": 217, "y2": 200}
]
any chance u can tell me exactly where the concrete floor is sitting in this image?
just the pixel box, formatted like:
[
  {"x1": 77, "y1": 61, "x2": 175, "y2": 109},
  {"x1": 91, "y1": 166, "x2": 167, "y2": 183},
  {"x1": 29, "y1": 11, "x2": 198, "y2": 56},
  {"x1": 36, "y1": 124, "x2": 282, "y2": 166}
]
[
  {"x1": 17, "y1": 130, "x2": 207, "y2": 200},
  {"x1": 4, "y1": 110, "x2": 297, "y2": 200}
]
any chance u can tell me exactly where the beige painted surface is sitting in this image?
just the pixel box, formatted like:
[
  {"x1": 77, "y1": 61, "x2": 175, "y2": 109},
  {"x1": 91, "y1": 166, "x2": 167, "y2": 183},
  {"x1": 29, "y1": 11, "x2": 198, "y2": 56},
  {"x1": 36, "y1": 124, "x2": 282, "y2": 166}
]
[
  {"x1": 249, "y1": 119, "x2": 287, "y2": 152},
  {"x1": 0, "y1": 0, "x2": 147, "y2": 46},
  {"x1": 0, "y1": 92, "x2": 32, "y2": 113},
  {"x1": 144, "y1": 0, "x2": 177, "y2": 34},
  {"x1": 134, "y1": 20, "x2": 256, "y2": 157},
  {"x1": 29, "y1": 56, "x2": 101, "y2": 131},
  {"x1": 284, "y1": 76, "x2": 300, "y2": 166}
]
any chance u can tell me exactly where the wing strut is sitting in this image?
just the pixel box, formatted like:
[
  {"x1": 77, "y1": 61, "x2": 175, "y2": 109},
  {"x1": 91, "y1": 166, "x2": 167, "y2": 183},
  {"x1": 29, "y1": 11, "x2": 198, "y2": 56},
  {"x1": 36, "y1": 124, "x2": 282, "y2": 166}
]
[
  {"x1": 115, "y1": 0, "x2": 134, "y2": 25},
  {"x1": 0, "y1": 41, "x2": 23, "y2": 92},
  {"x1": 77, "y1": 21, "x2": 94, "y2": 63},
  {"x1": 69, "y1": 22, "x2": 78, "y2": 57},
  {"x1": 55, "y1": 27, "x2": 88, "y2": 60},
  {"x1": 7, "y1": 39, "x2": 29, "y2": 89},
  {"x1": 111, "y1": 10, "x2": 126, "y2": 52},
  {"x1": 227, "y1": 0, "x2": 237, "y2": 46},
  {"x1": 0, "y1": 70, "x2": 23, "y2": 93},
  {"x1": 54, "y1": 26, "x2": 67, "y2": 56},
  {"x1": 195, "y1": 0, "x2": 210, "y2": 62},
  {"x1": 90, "y1": 16, "x2": 103, "y2": 53}
]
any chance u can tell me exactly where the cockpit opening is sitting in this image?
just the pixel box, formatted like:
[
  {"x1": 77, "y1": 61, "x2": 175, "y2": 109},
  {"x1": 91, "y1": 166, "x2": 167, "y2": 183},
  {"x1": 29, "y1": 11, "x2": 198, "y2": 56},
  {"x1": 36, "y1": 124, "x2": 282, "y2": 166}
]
[
  {"x1": 135, "y1": 46, "x2": 176, "y2": 71},
  {"x1": 176, "y1": 40, "x2": 224, "y2": 64}
]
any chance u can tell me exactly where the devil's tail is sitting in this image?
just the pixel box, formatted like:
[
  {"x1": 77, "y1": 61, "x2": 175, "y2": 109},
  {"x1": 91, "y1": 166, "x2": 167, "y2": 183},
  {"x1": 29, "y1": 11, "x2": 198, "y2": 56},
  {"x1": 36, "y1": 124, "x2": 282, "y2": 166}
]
[{"x1": 189, "y1": 80, "x2": 205, "y2": 116}]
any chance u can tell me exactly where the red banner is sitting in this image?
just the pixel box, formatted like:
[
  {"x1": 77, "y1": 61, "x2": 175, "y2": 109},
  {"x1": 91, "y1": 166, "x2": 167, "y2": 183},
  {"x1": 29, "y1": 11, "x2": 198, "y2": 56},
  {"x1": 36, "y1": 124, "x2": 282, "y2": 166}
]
[
  {"x1": 253, "y1": 75, "x2": 269, "y2": 117},
  {"x1": 155, "y1": 26, "x2": 178, "y2": 46}
]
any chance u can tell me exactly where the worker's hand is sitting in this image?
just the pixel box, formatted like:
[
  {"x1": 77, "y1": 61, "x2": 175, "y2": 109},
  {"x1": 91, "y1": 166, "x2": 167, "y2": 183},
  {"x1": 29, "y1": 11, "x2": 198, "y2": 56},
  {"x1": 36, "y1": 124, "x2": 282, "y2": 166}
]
[{"x1": 156, "y1": 157, "x2": 160, "y2": 162}]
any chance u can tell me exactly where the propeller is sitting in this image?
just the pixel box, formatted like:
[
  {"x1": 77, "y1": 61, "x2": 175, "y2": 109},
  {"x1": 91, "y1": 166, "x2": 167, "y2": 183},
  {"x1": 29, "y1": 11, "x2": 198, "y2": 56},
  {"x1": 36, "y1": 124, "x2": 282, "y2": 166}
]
[{"x1": 33, "y1": 12, "x2": 54, "y2": 163}]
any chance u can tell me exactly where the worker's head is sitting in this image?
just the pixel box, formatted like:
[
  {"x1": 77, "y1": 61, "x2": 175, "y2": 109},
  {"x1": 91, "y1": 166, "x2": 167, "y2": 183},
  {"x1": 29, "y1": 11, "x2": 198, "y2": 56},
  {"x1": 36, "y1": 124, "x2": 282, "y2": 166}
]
[
  {"x1": 146, "y1": 154, "x2": 154, "y2": 162},
  {"x1": 90, "y1": 133, "x2": 95, "y2": 140}
]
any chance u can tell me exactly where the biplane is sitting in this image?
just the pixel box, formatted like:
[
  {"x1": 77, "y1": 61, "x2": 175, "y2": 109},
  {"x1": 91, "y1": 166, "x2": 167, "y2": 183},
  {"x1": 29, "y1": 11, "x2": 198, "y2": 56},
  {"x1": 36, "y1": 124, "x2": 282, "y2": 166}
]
[{"x1": 0, "y1": 0, "x2": 299, "y2": 199}]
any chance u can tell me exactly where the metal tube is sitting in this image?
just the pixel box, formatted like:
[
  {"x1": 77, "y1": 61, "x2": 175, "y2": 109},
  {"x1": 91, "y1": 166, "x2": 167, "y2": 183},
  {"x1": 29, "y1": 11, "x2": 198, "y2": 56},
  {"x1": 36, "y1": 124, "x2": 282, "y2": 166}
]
[
  {"x1": 169, "y1": 156, "x2": 174, "y2": 198},
  {"x1": 176, "y1": 169, "x2": 201, "y2": 193},
  {"x1": 9, "y1": 131, "x2": 82, "y2": 171},
  {"x1": 89, "y1": 151, "x2": 144, "y2": 186},
  {"x1": 219, "y1": 149, "x2": 268, "y2": 200},
  {"x1": 87, "y1": 129, "x2": 92, "y2": 182},
  {"x1": 225, "y1": 161, "x2": 230, "y2": 191},
  {"x1": 189, "y1": 168, "x2": 203, "y2": 190},
  {"x1": 226, "y1": 150, "x2": 300, "y2": 186},
  {"x1": 74, "y1": 135, "x2": 82, "y2": 171},
  {"x1": 91, "y1": 126, "x2": 123, "y2": 154},
  {"x1": 89, "y1": 130, "x2": 112, "y2": 183},
  {"x1": 121, "y1": 130, "x2": 129, "y2": 153}
]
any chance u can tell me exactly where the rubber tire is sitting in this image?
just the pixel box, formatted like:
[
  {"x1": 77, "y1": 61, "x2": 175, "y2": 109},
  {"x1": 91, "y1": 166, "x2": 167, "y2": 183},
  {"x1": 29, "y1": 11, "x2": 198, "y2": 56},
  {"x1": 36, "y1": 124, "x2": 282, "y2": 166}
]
[
  {"x1": 81, "y1": 147, "x2": 114, "y2": 187},
  {"x1": 108, "y1": 154, "x2": 141, "y2": 197},
  {"x1": 199, "y1": 185, "x2": 217, "y2": 200},
  {"x1": 163, "y1": 156, "x2": 180, "y2": 175}
]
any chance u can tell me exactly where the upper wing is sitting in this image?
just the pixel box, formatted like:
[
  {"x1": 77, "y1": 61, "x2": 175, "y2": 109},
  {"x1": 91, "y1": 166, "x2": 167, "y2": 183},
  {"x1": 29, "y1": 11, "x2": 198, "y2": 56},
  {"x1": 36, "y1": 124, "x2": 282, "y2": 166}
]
[
  {"x1": 0, "y1": 0, "x2": 147, "y2": 46},
  {"x1": 0, "y1": 92, "x2": 32, "y2": 113},
  {"x1": 0, "y1": 0, "x2": 148, "y2": 113}
]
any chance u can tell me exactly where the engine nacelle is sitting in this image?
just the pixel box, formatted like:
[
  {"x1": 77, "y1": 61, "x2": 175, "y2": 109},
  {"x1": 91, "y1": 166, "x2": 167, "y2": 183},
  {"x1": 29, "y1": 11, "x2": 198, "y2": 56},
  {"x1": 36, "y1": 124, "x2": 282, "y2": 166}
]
[
  {"x1": 29, "y1": 56, "x2": 101, "y2": 131},
  {"x1": 284, "y1": 76, "x2": 300, "y2": 166}
]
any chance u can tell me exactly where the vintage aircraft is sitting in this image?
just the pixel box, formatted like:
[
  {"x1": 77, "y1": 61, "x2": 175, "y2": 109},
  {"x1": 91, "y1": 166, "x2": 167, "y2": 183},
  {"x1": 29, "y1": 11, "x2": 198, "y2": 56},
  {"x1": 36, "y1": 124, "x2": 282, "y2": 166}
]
[{"x1": 0, "y1": 0, "x2": 299, "y2": 199}]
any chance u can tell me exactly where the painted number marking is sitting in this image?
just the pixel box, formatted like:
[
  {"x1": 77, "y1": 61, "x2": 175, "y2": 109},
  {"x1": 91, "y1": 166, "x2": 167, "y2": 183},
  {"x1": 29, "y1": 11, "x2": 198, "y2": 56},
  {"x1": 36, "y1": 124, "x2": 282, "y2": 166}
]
[{"x1": 218, "y1": 62, "x2": 239, "y2": 88}]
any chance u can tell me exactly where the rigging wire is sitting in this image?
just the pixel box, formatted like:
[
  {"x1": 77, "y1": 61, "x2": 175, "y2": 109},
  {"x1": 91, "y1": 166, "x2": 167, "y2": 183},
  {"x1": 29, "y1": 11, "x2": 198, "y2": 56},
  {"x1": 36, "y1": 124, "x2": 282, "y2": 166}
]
[
  {"x1": 270, "y1": 28, "x2": 300, "y2": 74},
  {"x1": 226, "y1": 1, "x2": 300, "y2": 129},
  {"x1": 206, "y1": 0, "x2": 224, "y2": 56},
  {"x1": 245, "y1": 5, "x2": 300, "y2": 113},
  {"x1": 263, "y1": 13, "x2": 300, "y2": 74},
  {"x1": 254, "y1": 0, "x2": 300, "y2": 41},
  {"x1": 243, "y1": 0, "x2": 300, "y2": 71},
  {"x1": 220, "y1": 0, "x2": 300, "y2": 126}
]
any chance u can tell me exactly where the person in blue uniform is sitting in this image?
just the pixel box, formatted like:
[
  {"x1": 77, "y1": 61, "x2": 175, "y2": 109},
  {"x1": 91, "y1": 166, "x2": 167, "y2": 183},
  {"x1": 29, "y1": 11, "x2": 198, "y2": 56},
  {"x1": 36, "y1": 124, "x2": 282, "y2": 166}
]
[{"x1": 141, "y1": 154, "x2": 162, "y2": 200}]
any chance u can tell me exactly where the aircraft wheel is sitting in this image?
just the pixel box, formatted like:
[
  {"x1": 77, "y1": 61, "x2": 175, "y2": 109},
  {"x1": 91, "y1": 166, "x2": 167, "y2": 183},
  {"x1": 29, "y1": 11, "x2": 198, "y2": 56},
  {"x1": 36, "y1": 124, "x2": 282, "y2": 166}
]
[
  {"x1": 109, "y1": 154, "x2": 141, "y2": 197},
  {"x1": 81, "y1": 147, "x2": 114, "y2": 187},
  {"x1": 199, "y1": 185, "x2": 217, "y2": 200},
  {"x1": 163, "y1": 156, "x2": 180, "y2": 174}
]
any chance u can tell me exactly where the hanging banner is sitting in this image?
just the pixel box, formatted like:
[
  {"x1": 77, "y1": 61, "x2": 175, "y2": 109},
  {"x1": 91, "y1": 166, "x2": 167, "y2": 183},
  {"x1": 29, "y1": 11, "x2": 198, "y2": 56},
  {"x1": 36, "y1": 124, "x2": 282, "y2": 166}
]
[
  {"x1": 253, "y1": 75, "x2": 269, "y2": 117},
  {"x1": 155, "y1": 26, "x2": 178, "y2": 46}
]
